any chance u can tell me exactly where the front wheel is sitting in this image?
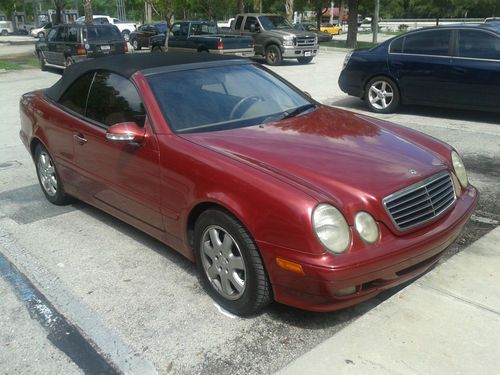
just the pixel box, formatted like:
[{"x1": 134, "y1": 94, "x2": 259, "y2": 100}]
[
  {"x1": 151, "y1": 45, "x2": 163, "y2": 53},
  {"x1": 194, "y1": 209, "x2": 272, "y2": 316},
  {"x1": 122, "y1": 30, "x2": 130, "y2": 42},
  {"x1": 35, "y1": 144, "x2": 72, "y2": 205},
  {"x1": 297, "y1": 56, "x2": 313, "y2": 64},
  {"x1": 132, "y1": 39, "x2": 140, "y2": 50},
  {"x1": 365, "y1": 76, "x2": 400, "y2": 114},
  {"x1": 265, "y1": 44, "x2": 282, "y2": 66},
  {"x1": 64, "y1": 56, "x2": 74, "y2": 68},
  {"x1": 37, "y1": 31, "x2": 44, "y2": 38}
]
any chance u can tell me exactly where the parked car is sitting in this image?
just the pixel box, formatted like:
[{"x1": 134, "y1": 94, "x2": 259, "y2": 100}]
[
  {"x1": 339, "y1": 24, "x2": 500, "y2": 113},
  {"x1": 0, "y1": 20, "x2": 13, "y2": 36},
  {"x1": 293, "y1": 22, "x2": 332, "y2": 42},
  {"x1": 19, "y1": 53, "x2": 477, "y2": 315},
  {"x1": 31, "y1": 22, "x2": 52, "y2": 38},
  {"x1": 36, "y1": 23, "x2": 127, "y2": 70},
  {"x1": 150, "y1": 21, "x2": 254, "y2": 57},
  {"x1": 130, "y1": 22, "x2": 168, "y2": 50},
  {"x1": 76, "y1": 15, "x2": 137, "y2": 41},
  {"x1": 231, "y1": 13, "x2": 319, "y2": 65},
  {"x1": 320, "y1": 24, "x2": 342, "y2": 35}
]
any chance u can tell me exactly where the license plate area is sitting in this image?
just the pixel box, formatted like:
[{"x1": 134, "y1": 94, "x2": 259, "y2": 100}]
[
  {"x1": 304, "y1": 51, "x2": 311, "y2": 57},
  {"x1": 100, "y1": 45, "x2": 110, "y2": 51}
]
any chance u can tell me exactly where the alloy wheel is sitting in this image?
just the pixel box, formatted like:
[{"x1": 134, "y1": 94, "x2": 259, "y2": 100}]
[
  {"x1": 200, "y1": 225, "x2": 247, "y2": 300},
  {"x1": 368, "y1": 80, "x2": 394, "y2": 110},
  {"x1": 37, "y1": 150, "x2": 58, "y2": 196}
]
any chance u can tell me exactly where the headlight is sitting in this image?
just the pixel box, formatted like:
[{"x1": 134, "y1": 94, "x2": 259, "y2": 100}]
[
  {"x1": 283, "y1": 36, "x2": 295, "y2": 46},
  {"x1": 312, "y1": 204, "x2": 351, "y2": 254},
  {"x1": 452, "y1": 151, "x2": 468, "y2": 188},
  {"x1": 354, "y1": 212, "x2": 379, "y2": 244}
]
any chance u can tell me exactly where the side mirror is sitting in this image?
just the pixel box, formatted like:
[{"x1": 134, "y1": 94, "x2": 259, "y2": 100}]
[{"x1": 106, "y1": 122, "x2": 145, "y2": 144}]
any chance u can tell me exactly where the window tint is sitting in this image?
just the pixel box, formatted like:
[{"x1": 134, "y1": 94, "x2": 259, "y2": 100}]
[
  {"x1": 86, "y1": 72, "x2": 146, "y2": 127},
  {"x1": 458, "y1": 30, "x2": 500, "y2": 60},
  {"x1": 67, "y1": 26, "x2": 78, "y2": 42},
  {"x1": 191, "y1": 23, "x2": 217, "y2": 35},
  {"x1": 85, "y1": 25, "x2": 122, "y2": 41},
  {"x1": 244, "y1": 17, "x2": 259, "y2": 31},
  {"x1": 55, "y1": 26, "x2": 67, "y2": 42},
  {"x1": 390, "y1": 37, "x2": 403, "y2": 53},
  {"x1": 403, "y1": 30, "x2": 451, "y2": 56},
  {"x1": 234, "y1": 16, "x2": 243, "y2": 30},
  {"x1": 59, "y1": 72, "x2": 95, "y2": 115},
  {"x1": 47, "y1": 28, "x2": 57, "y2": 41}
]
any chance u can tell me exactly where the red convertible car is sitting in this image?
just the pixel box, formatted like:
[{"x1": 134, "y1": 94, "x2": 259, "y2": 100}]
[{"x1": 20, "y1": 53, "x2": 477, "y2": 315}]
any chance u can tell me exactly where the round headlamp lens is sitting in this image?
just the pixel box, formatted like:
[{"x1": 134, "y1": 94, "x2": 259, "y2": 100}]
[
  {"x1": 354, "y1": 212, "x2": 379, "y2": 244},
  {"x1": 312, "y1": 204, "x2": 351, "y2": 254},
  {"x1": 452, "y1": 151, "x2": 468, "y2": 188}
]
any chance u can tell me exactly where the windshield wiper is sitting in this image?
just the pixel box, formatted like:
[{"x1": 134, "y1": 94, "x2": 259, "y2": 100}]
[{"x1": 281, "y1": 103, "x2": 317, "y2": 120}]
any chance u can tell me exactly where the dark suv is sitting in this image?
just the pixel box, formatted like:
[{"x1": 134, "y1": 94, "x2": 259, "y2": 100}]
[{"x1": 36, "y1": 23, "x2": 127, "y2": 70}]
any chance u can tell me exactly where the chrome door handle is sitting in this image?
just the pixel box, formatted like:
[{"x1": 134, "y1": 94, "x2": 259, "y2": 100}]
[{"x1": 73, "y1": 134, "x2": 88, "y2": 144}]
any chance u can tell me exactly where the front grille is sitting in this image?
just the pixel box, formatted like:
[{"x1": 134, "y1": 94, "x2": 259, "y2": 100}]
[
  {"x1": 296, "y1": 37, "x2": 316, "y2": 47},
  {"x1": 383, "y1": 172, "x2": 456, "y2": 231}
]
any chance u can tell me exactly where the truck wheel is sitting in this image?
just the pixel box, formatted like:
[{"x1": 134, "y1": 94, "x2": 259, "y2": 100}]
[
  {"x1": 151, "y1": 46, "x2": 163, "y2": 53},
  {"x1": 1, "y1": 30, "x2": 8, "y2": 36},
  {"x1": 37, "y1": 32, "x2": 44, "y2": 38},
  {"x1": 38, "y1": 53, "x2": 47, "y2": 71},
  {"x1": 65, "y1": 56, "x2": 74, "y2": 68},
  {"x1": 297, "y1": 56, "x2": 313, "y2": 64},
  {"x1": 122, "y1": 30, "x2": 130, "y2": 41},
  {"x1": 132, "y1": 39, "x2": 140, "y2": 50},
  {"x1": 265, "y1": 45, "x2": 282, "y2": 66}
]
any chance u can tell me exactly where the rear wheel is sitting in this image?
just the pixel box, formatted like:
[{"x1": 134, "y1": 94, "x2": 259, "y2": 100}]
[
  {"x1": 132, "y1": 39, "x2": 140, "y2": 50},
  {"x1": 35, "y1": 144, "x2": 72, "y2": 205},
  {"x1": 151, "y1": 45, "x2": 163, "y2": 53},
  {"x1": 194, "y1": 209, "x2": 272, "y2": 316},
  {"x1": 265, "y1": 44, "x2": 282, "y2": 66},
  {"x1": 122, "y1": 30, "x2": 130, "y2": 42},
  {"x1": 365, "y1": 76, "x2": 400, "y2": 113},
  {"x1": 38, "y1": 52, "x2": 47, "y2": 71},
  {"x1": 64, "y1": 56, "x2": 74, "y2": 68},
  {"x1": 297, "y1": 56, "x2": 313, "y2": 64},
  {"x1": 1, "y1": 30, "x2": 8, "y2": 36}
]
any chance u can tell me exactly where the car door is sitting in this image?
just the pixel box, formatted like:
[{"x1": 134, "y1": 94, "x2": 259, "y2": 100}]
[
  {"x1": 39, "y1": 27, "x2": 57, "y2": 63},
  {"x1": 52, "y1": 25, "x2": 68, "y2": 66},
  {"x1": 450, "y1": 29, "x2": 500, "y2": 110},
  {"x1": 72, "y1": 71, "x2": 163, "y2": 231},
  {"x1": 388, "y1": 29, "x2": 454, "y2": 106},
  {"x1": 168, "y1": 22, "x2": 189, "y2": 51}
]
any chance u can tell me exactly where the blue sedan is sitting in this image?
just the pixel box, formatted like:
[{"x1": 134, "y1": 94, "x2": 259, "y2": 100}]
[{"x1": 339, "y1": 24, "x2": 500, "y2": 113}]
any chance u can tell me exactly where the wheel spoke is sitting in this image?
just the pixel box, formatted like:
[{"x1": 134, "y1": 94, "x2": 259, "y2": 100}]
[
  {"x1": 385, "y1": 92, "x2": 393, "y2": 98},
  {"x1": 220, "y1": 272, "x2": 233, "y2": 295},
  {"x1": 206, "y1": 264, "x2": 219, "y2": 279},
  {"x1": 228, "y1": 255, "x2": 244, "y2": 271},
  {"x1": 381, "y1": 81, "x2": 387, "y2": 92},
  {"x1": 381, "y1": 97, "x2": 388, "y2": 108},
  {"x1": 229, "y1": 272, "x2": 244, "y2": 293},
  {"x1": 220, "y1": 234, "x2": 233, "y2": 256},
  {"x1": 202, "y1": 241, "x2": 216, "y2": 261},
  {"x1": 209, "y1": 228, "x2": 221, "y2": 248}
]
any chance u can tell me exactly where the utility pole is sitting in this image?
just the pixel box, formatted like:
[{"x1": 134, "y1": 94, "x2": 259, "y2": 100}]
[
  {"x1": 329, "y1": 1, "x2": 334, "y2": 25},
  {"x1": 372, "y1": 0, "x2": 379, "y2": 43}
]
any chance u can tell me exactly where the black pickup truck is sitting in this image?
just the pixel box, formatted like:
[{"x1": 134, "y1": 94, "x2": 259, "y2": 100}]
[{"x1": 150, "y1": 21, "x2": 255, "y2": 56}]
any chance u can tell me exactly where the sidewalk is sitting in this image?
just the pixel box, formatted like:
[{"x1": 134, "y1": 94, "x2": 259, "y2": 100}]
[{"x1": 278, "y1": 226, "x2": 500, "y2": 375}]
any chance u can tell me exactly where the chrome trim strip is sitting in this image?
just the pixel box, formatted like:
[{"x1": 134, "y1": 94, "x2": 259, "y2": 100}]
[{"x1": 383, "y1": 171, "x2": 456, "y2": 231}]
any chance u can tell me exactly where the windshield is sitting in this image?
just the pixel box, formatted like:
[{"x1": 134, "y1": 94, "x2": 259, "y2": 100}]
[
  {"x1": 258, "y1": 16, "x2": 293, "y2": 30},
  {"x1": 85, "y1": 25, "x2": 122, "y2": 41},
  {"x1": 147, "y1": 64, "x2": 312, "y2": 133}
]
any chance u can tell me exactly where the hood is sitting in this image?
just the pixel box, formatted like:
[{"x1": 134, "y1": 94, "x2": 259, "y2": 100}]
[
  {"x1": 180, "y1": 106, "x2": 448, "y2": 223},
  {"x1": 265, "y1": 29, "x2": 316, "y2": 39}
]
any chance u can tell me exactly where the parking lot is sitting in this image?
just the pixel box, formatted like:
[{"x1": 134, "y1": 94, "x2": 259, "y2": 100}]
[{"x1": 1, "y1": 48, "x2": 499, "y2": 374}]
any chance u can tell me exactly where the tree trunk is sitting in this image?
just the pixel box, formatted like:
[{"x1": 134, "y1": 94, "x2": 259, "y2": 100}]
[
  {"x1": 346, "y1": 0, "x2": 358, "y2": 48},
  {"x1": 338, "y1": 0, "x2": 345, "y2": 26},
  {"x1": 316, "y1": 6, "x2": 322, "y2": 29},
  {"x1": 83, "y1": 0, "x2": 93, "y2": 25},
  {"x1": 238, "y1": 0, "x2": 244, "y2": 13},
  {"x1": 55, "y1": 5, "x2": 62, "y2": 25},
  {"x1": 285, "y1": 0, "x2": 294, "y2": 22}
]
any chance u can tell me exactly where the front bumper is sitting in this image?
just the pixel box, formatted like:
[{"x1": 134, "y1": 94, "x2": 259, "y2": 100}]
[
  {"x1": 259, "y1": 185, "x2": 478, "y2": 312},
  {"x1": 282, "y1": 45, "x2": 319, "y2": 58}
]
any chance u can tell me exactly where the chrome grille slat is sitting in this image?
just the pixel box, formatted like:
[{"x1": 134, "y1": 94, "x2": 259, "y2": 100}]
[
  {"x1": 296, "y1": 38, "x2": 316, "y2": 47},
  {"x1": 383, "y1": 172, "x2": 456, "y2": 231}
]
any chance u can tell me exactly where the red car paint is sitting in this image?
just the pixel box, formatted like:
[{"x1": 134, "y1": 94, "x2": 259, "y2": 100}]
[{"x1": 19, "y1": 71, "x2": 478, "y2": 312}]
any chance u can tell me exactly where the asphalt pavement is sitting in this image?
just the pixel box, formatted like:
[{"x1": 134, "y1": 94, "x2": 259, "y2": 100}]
[{"x1": 1, "y1": 47, "x2": 499, "y2": 374}]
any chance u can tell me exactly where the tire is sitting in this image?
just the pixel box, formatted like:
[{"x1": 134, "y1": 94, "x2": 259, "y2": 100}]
[
  {"x1": 1, "y1": 30, "x2": 8, "y2": 36},
  {"x1": 38, "y1": 52, "x2": 47, "y2": 71},
  {"x1": 194, "y1": 209, "x2": 272, "y2": 316},
  {"x1": 132, "y1": 39, "x2": 140, "y2": 50},
  {"x1": 265, "y1": 44, "x2": 282, "y2": 66},
  {"x1": 64, "y1": 56, "x2": 74, "y2": 68},
  {"x1": 365, "y1": 76, "x2": 400, "y2": 114},
  {"x1": 122, "y1": 30, "x2": 130, "y2": 42},
  {"x1": 34, "y1": 144, "x2": 72, "y2": 205},
  {"x1": 151, "y1": 46, "x2": 162, "y2": 53},
  {"x1": 37, "y1": 32, "x2": 44, "y2": 38},
  {"x1": 297, "y1": 56, "x2": 313, "y2": 64}
]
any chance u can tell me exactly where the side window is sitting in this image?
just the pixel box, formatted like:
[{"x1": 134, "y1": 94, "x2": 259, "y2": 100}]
[
  {"x1": 171, "y1": 23, "x2": 181, "y2": 36},
  {"x1": 59, "y1": 72, "x2": 95, "y2": 115},
  {"x1": 179, "y1": 23, "x2": 189, "y2": 37},
  {"x1": 389, "y1": 37, "x2": 403, "y2": 53},
  {"x1": 403, "y1": 30, "x2": 451, "y2": 56},
  {"x1": 67, "y1": 26, "x2": 78, "y2": 42},
  {"x1": 86, "y1": 72, "x2": 146, "y2": 127},
  {"x1": 55, "y1": 26, "x2": 67, "y2": 42},
  {"x1": 234, "y1": 16, "x2": 243, "y2": 30},
  {"x1": 47, "y1": 28, "x2": 57, "y2": 41},
  {"x1": 458, "y1": 30, "x2": 500, "y2": 60},
  {"x1": 244, "y1": 17, "x2": 258, "y2": 31}
]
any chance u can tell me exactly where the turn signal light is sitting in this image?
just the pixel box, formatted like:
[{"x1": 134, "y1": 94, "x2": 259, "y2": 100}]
[
  {"x1": 276, "y1": 258, "x2": 305, "y2": 275},
  {"x1": 76, "y1": 44, "x2": 86, "y2": 55}
]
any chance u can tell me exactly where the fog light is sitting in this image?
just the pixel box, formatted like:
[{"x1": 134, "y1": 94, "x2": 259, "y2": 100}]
[{"x1": 335, "y1": 286, "x2": 357, "y2": 297}]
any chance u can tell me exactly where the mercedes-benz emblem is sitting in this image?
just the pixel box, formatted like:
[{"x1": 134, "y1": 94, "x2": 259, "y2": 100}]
[{"x1": 409, "y1": 169, "x2": 417, "y2": 175}]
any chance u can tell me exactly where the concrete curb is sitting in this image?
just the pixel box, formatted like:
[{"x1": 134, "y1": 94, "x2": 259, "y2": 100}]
[{"x1": 277, "y1": 226, "x2": 500, "y2": 375}]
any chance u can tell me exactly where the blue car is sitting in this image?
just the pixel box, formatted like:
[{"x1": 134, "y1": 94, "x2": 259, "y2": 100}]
[{"x1": 339, "y1": 24, "x2": 500, "y2": 113}]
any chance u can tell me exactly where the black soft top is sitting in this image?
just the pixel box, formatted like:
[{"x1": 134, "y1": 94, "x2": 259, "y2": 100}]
[{"x1": 45, "y1": 52, "x2": 246, "y2": 101}]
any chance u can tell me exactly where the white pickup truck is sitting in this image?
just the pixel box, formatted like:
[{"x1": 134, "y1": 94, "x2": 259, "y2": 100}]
[{"x1": 76, "y1": 15, "x2": 137, "y2": 41}]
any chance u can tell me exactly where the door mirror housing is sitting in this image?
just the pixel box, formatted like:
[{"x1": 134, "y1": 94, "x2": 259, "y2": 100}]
[{"x1": 106, "y1": 122, "x2": 145, "y2": 144}]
